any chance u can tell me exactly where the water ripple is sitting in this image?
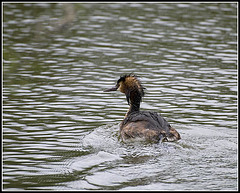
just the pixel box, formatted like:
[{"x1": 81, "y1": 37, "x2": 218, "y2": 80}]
[{"x1": 3, "y1": 2, "x2": 237, "y2": 191}]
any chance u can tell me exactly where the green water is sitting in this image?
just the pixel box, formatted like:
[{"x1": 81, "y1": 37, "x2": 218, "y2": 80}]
[{"x1": 3, "y1": 2, "x2": 237, "y2": 190}]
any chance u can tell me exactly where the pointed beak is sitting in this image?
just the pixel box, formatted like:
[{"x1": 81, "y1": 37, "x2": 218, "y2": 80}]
[{"x1": 104, "y1": 86, "x2": 118, "y2": 92}]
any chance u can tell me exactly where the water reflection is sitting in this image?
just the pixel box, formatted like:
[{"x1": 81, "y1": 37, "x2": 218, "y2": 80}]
[{"x1": 3, "y1": 2, "x2": 237, "y2": 191}]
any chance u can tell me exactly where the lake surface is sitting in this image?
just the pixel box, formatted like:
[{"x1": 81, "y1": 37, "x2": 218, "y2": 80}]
[{"x1": 3, "y1": 2, "x2": 237, "y2": 190}]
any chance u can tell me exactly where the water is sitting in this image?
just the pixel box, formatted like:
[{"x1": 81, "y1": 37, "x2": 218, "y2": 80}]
[{"x1": 3, "y1": 2, "x2": 237, "y2": 190}]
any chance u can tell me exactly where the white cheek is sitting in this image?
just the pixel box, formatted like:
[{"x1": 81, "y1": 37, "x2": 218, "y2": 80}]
[
  {"x1": 117, "y1": 85, "x2": 121, "y2": 91},
  {"x1": 117, "y1": 84, "x2": 124, "y2": 93}
]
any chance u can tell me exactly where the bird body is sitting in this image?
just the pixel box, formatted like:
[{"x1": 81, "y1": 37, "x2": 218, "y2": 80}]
[{"x1": 104, "y1": 73, "x2": 180, "y2": 143}]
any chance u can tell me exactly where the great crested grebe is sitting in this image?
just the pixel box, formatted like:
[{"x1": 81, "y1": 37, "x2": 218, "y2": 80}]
[{"x1": 104, "y1": 73, "x2": 181, "y2": 143}]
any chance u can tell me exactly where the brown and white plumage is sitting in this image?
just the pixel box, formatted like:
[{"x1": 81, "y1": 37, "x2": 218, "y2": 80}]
[{"x1": 104, "y1": 73, "x2": 180, "y2": 143}]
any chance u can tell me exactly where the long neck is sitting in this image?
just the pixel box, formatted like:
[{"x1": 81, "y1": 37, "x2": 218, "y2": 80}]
[{"x1": 125, "y1": 90, "x2": 142, "y2": 117}]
